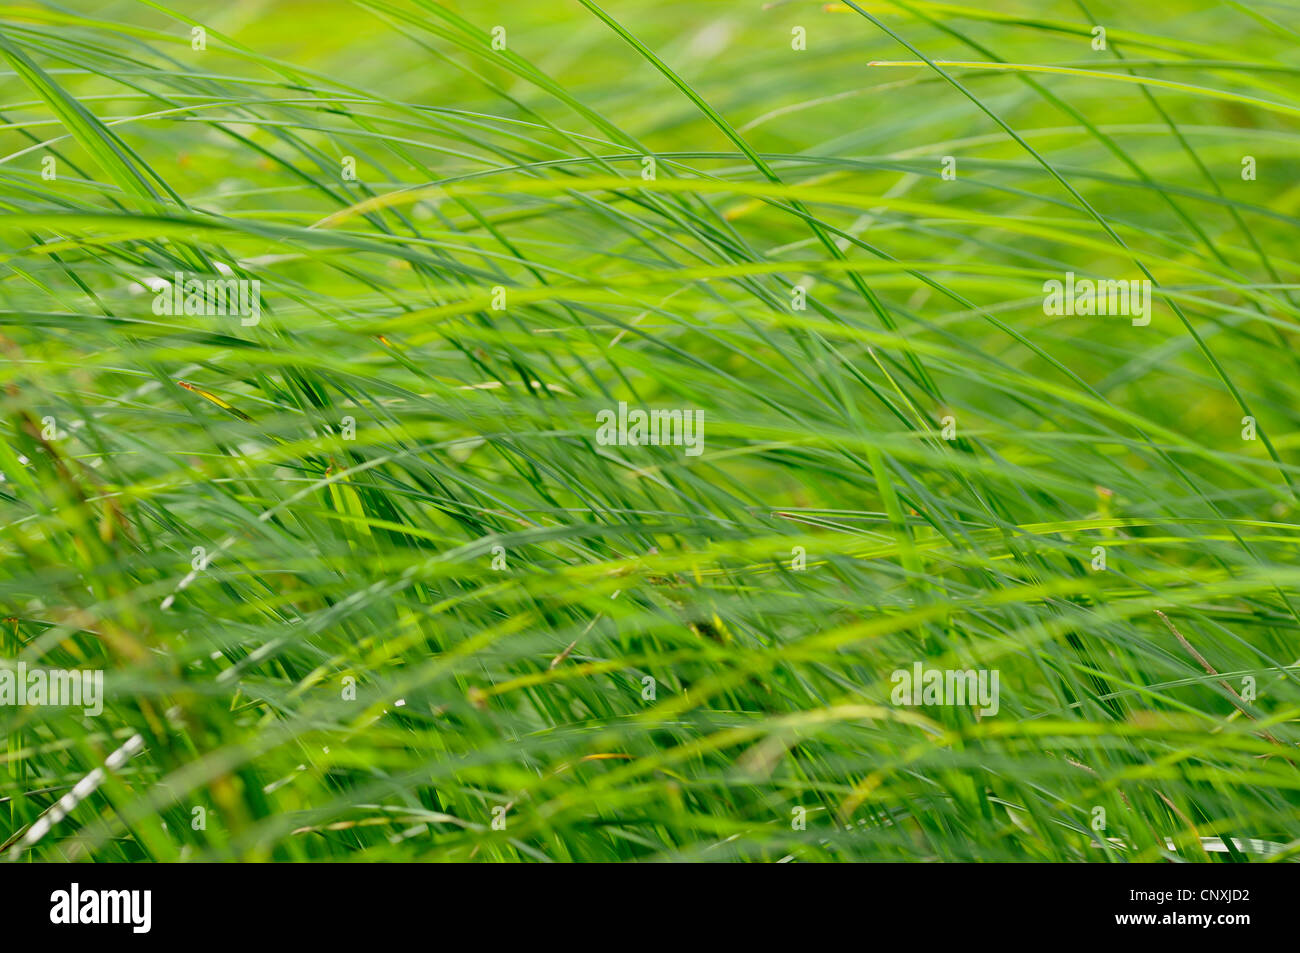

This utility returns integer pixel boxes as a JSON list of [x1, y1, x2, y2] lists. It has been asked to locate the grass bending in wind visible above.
[[0, 0, 1299, 861]]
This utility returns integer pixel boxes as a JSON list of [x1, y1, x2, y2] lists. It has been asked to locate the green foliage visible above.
[[1, 0, 1299, 861]]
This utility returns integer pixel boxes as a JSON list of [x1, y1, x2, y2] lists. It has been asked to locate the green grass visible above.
[[2, 0, 1300, 862]]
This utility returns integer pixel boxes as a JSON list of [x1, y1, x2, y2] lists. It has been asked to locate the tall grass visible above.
[[1, 0, 1299, 861]]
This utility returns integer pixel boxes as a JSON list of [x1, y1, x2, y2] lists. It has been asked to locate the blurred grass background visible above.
[[1, 0, 1299, 861]]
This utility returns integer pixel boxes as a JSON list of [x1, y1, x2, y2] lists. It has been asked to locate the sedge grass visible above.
[[0, 0, 1299, 862]]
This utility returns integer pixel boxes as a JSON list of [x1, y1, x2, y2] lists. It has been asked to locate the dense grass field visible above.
[[1, 0, 1299, 862]]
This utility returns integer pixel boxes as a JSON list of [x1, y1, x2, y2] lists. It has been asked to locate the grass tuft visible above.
[[1, 0, 1299, 862]]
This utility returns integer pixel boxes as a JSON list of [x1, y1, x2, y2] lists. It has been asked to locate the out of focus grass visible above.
[[1, 0, 1299, 861]]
